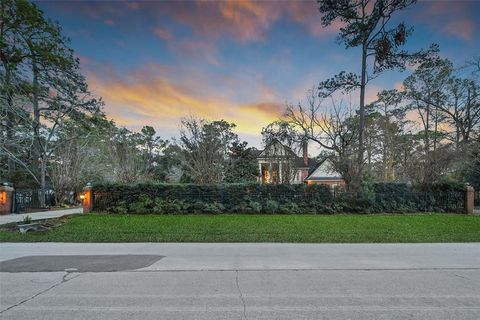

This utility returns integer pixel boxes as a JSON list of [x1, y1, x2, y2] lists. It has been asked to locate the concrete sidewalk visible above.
[[0, 207, 82, 225], [1, 243, 479, 271]]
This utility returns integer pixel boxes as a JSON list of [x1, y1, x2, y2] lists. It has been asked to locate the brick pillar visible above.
[[0, 185, 14, 215], [465, 186, 474, 215], [82, 184, 93, 214]]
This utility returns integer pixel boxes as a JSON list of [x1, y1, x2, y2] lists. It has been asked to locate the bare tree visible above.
[[106, 128, 151, 184], [371, 89, 405, 180], [285, 89, 358, 185], [49, 138, 90, 205], [438, 77, 479, 149], [403, 58, 451, 183]]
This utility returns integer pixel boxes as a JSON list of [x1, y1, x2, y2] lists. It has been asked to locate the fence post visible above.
[[82, 183, 93, 214], [0, 184, 14, 215], [465, 186, 474, 215]]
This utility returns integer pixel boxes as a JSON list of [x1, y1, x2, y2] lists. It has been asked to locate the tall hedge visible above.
[[91, 182, 466, 214]]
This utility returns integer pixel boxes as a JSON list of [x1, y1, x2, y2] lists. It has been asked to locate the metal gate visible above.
[[13, 189, 55, 213]]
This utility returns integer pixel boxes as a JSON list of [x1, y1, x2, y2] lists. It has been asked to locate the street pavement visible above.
[[1, 243, 479, 319], [0, 207, 82, 225]]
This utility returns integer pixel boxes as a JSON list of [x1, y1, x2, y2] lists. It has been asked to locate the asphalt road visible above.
[[1, 243, 479, 319]]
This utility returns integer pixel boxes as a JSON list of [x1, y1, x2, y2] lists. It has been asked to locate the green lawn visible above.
[[1, 213, 479, 243]]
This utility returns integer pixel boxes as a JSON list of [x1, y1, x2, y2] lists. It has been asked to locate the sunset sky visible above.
[[38, 0, 480, 147]]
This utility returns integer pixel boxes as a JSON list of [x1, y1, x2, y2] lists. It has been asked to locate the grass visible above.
[[1, 213, 479, 243]]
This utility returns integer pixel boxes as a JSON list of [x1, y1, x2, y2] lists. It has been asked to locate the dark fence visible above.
[[335, 190, 465, 213], [91, 183, 467, 214], [13, 189, 55, 213]]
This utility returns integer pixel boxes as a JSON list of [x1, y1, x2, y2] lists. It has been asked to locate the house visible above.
[[256, 139, 345, 187]]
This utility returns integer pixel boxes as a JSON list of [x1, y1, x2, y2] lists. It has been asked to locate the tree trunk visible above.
[[4, 65, 16, 174], [357, 44, 367, 184], [31, 55, 46, 206], [39, 157, 47, 207], [432, 105, 439, 182], [32, 55, 41, 184], [383, 106, 388, 181], [424, 103, 431, 184]]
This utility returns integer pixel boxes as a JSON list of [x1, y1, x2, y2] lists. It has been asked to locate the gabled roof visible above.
[[304, 158, 343, 181], [258, 138, 297, 158], [257, 138, 318, 171]]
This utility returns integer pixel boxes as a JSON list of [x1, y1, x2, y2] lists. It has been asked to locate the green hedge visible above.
[[91, 182, 466, 214], [336, 182, 466, 213], [92, 183, 333, 214]]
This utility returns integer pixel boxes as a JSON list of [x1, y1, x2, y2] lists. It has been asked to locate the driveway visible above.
[[1, 243, 479, 319], [0, 207, 82, 225]]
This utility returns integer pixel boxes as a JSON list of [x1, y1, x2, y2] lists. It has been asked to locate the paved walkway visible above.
[[0, 207, 82, 225]]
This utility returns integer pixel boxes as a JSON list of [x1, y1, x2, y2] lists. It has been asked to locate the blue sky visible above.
[[37, 0, 480, 147]]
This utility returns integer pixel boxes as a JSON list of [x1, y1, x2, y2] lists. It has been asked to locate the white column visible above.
[[279, 161, 283, 184], [268, 161, 272, 183], [258, 162, 263, 183]]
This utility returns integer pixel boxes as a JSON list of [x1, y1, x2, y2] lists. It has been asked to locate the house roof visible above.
[[251, 149, 263, 158], [304, 158, 343, 181], [294, 157, 318, 171], [257, 138, 318, 172]]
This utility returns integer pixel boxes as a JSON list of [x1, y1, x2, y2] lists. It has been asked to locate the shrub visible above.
[[203, 202, 225, 214], [231, 201, 262, 214], [153, 198, 183, 214], [113, 201, 128, 214], [279, 203, 300, 214], [129, 194, 153, 214], [265, 200, 279, 214], [248, 201, 262, 213]]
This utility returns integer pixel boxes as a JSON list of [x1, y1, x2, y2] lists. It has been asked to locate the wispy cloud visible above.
[[153, 27, 173, 41], [443, 20, 474, 41], [417, 0, 477, 42], [46, 0, 337, 42], [167, 39, 220, 66]]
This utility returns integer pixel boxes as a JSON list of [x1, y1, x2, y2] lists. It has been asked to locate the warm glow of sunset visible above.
[[37, 0, 480, 146]]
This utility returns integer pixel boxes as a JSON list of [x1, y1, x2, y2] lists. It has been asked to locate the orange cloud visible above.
[[365, 85, 382, 104], [85, 63, 283, 137], [49, 1, 337, 43], [165, 0, 336, 42], [428, 1, 468, 15], [394, 82, 404, 92], [239, 103, 284, 119], [282, 1, 342, 37], [170, 0, 276, 42], [420, 0, 476, 42], [443, 20, 474, 41]]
